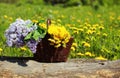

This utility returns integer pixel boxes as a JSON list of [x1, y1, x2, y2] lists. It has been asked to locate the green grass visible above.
[[0, 2, 120, 60]]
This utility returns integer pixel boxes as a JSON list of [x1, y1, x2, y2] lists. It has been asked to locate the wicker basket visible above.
[[33, 34, 73, 63]]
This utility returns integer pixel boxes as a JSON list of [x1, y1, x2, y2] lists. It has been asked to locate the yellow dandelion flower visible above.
[[84, 22, 91, 26], [48, 38, 56, 43], [64, 38, 69, 43], [85, 52, 95, 57], [99, 26, 104, 30], [20, 47, 27, 51], [78, 28, 84, 32], [73, 30, 79, 34], [39, 23, 47, 29], [95, 56, 107, 60], [32, 20, 38, 23], [71, 46, 75, 51], [0, 48, 3, 52], [85, 37, 90, 40], [77, 52, 84, 56], [103, 33, 108, 37], [9, 17, 13, 21], [85, 52, 92, 56], [72, 43, 77, 47], [96, 32, 101, 36], [53, 36, 60, 41], [86, 30, 93, 34], [86, 24, 91, 27], [55, 44, 61, 48], [4, 15, 8, 19], [83, 26, 88, 30], [57, 19, 61, 23], [93, 24, 99, 27], [91, 26, 96, 30], [71, 27, 78, 30], [66, 24, 71, 27], [83, 42, 90, 47], [81, 41, 86, 44], [55, 40, 61, 44]]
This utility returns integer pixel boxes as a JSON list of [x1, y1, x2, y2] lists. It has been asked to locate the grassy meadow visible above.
[[0, 0, 120, 60]]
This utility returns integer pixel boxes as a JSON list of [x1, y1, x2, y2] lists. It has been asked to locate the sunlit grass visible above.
[[0, 2, 120, 60]]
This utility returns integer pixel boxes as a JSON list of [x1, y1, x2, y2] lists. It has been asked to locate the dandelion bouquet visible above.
[[48, 24, 71, 48]]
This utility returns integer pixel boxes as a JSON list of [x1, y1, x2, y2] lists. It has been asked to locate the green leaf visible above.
[[38, 20, 45, 23], [37, 26, 47, 38], [24, 32, 32, 40], [26, 22, 33, 28], [32, 30, 41, 41], [39, 32, 46, 38]]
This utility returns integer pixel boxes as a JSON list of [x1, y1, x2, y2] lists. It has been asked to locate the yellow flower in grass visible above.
[[86, 30, 93, 34], [20, 47, 27, 51], [85, 37, 90, 40], [99, 26, 104, 30], [57, 19, 61, 23], [72, 43, 77, 47], [95, 56, 107, 60], [96, 32, 101, 36], [9, 17, 13, 21], [73, 30, 79, 34], [4, 15, 8, 19], [0, 48, 3, 52], [93, 24, 99, 27], [0, 48, 3, 55], [71, 46, 75, 51], [71, 27, 78, 30], [32, 19, 38, 23], [78, 28, 84, 32], [103, 33, 108, 37], [85, 52, 95, 57], [71, 43, 77, 51], [65, 24, 71, 27], [83, 42, 90, 48], [85, 52, 92, 56], [77, 52, 84, 56], [91, 26, 96, 30]]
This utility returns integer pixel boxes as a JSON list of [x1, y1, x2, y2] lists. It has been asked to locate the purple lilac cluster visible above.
[[5, 19, 39, 53]]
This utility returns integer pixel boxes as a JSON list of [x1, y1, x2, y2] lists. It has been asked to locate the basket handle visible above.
[[46, 19, 51, 29]]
